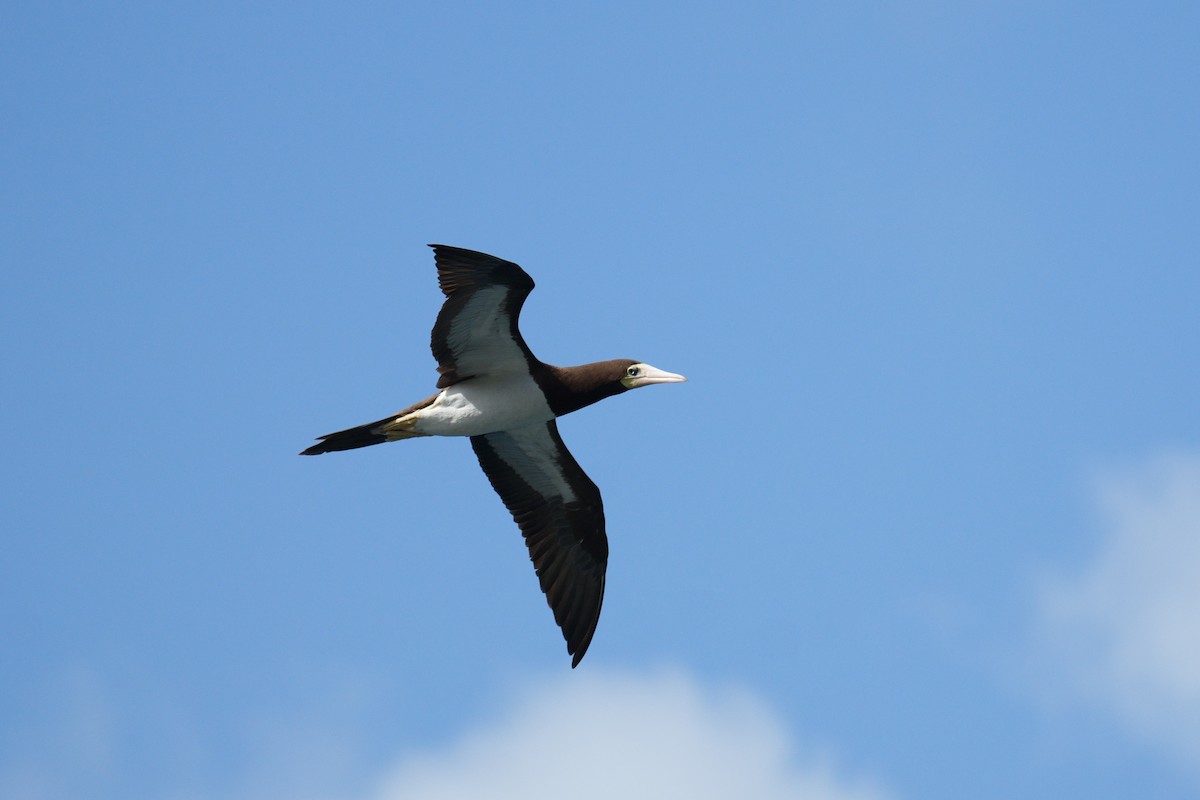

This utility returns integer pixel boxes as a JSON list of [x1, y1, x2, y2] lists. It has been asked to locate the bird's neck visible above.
[[536, 363, 625, 417]]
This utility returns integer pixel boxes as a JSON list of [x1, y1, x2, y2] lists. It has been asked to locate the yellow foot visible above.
[[379, 416, 428, 441]]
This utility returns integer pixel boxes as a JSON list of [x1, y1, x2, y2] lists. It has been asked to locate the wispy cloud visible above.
[[1038, 453, 1200, 764], [0, 665, 117, 800], [2, 666, 890, 800], [370, 668, 891, 800]]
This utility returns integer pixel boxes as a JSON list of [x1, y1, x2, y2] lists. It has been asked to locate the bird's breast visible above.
[[412, 373, 555, 437]]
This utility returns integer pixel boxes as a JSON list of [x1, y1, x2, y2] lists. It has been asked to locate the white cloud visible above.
[[1, 666, 891, 800], [1039, 453, 1200, 763], [370, 668, 891, 800]]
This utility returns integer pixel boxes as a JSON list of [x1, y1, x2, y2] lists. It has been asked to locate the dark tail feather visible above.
[[299, 415, 397, 455], [301, 394, 437, 456]]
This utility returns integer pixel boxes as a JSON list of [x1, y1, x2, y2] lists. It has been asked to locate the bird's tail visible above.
[[299, 395, 437, 456], [299, 415, 395, 455]]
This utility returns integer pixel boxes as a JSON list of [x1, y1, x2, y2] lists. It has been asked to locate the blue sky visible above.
[[3, 2, 1199, 798]]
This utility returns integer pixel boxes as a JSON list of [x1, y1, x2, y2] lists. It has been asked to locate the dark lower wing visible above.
[[470, 421, 608, 666]]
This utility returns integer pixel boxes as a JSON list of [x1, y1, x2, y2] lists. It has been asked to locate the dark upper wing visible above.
[[428, 244, 538, 389], [470, 421, 608, 667]]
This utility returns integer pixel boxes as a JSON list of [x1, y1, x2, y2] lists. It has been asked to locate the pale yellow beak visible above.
[[624, 363, 687, 389]]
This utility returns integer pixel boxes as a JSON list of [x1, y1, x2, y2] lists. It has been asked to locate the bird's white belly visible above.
[[412, 374, 555, 437]]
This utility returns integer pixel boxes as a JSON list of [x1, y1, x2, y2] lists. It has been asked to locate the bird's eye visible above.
[[628, 367, 640, 377]]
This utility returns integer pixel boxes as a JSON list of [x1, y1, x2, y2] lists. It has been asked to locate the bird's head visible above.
[[618, 361, 688, 390], [550, 359, 687, 415]]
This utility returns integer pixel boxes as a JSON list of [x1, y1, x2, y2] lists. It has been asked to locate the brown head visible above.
[[540, 359, 687, 416]]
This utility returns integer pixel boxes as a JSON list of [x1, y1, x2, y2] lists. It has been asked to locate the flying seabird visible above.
[[300, 245, 686, 666]]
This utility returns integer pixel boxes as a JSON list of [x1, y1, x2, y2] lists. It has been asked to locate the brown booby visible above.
[[300, 245, 686, 666]]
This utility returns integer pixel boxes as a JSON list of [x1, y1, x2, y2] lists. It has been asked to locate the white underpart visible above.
[[446, 286, 532, 377], [490, 422, 578, 502], [412, 373, 555, 437]]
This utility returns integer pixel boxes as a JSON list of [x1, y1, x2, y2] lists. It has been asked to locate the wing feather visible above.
[[470, 421, 607, 666], [428, 245, 538, 388]]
